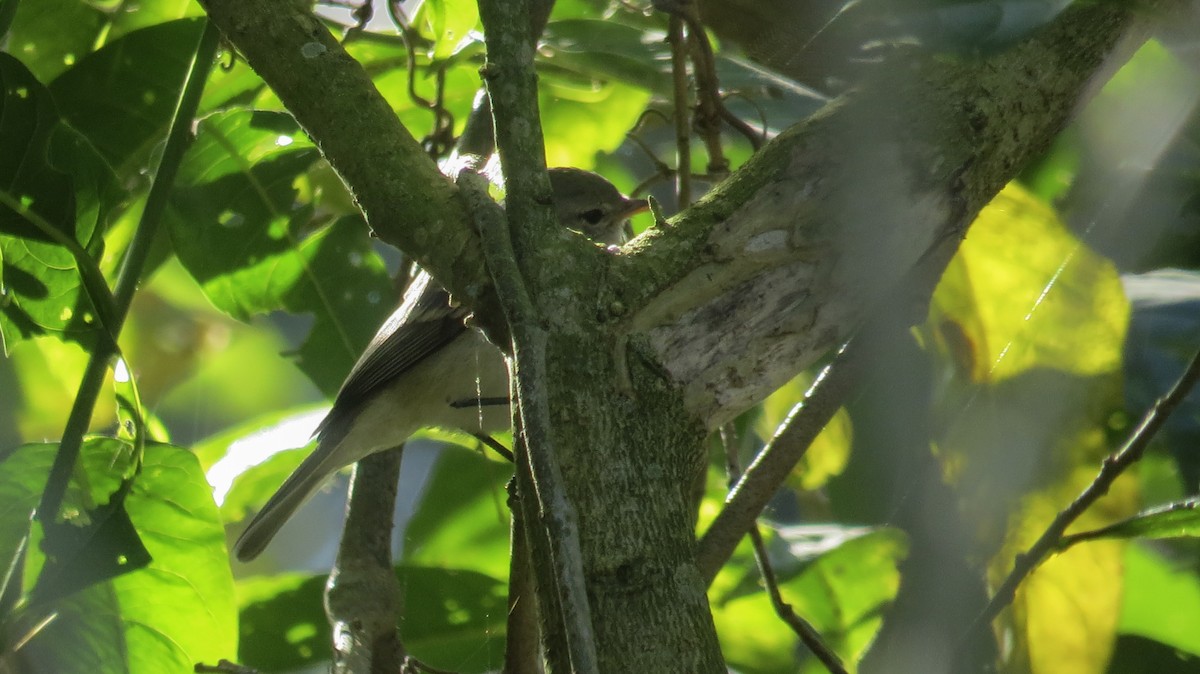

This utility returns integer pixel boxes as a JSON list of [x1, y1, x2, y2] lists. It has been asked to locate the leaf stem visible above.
[[36, 20, 220, 528]]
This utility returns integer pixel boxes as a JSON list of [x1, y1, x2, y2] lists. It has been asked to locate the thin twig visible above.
[[667, 15, 692, 207], [719, 427, 849, 674], [959, 347, 1200, 649], [472, 432, 516, 463], [458, 168, 599, 674], [719, 92, 767, 150], [697, 342, 866, 584], [504, 480, 541, 674], [37, 20, 220, 531], [682, 12, 729, 174]]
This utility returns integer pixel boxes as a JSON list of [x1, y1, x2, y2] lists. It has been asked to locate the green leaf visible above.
[[414, 0, 480, 60], [403, 445, 512, 580], [6, 442, 237, 672], [539, 77, 651, 169], [103, 0, 202, 41], [1119, 543, 1200, 658], [540, 19, 668, 91], [237, 566, 506, 673], [0, 443, 46, 601], [220, 444, 312, 525], [0, 54, 86, 244], [48, 18, 206, 176], [930, 183, 1128, 382], [5, 0, 107, 82], [1059, 498, 1200, 549], [539, 19, 825, 139], [167, 109, 393, 394], [30, 437, 140, 605], [236, 572, 328, 671], [0, 54, 119, 351], [399, 566, 506, 672], [711, 528, 907, 674]]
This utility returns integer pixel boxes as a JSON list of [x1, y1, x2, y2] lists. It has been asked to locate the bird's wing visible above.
[[315, 271, 467, 438]]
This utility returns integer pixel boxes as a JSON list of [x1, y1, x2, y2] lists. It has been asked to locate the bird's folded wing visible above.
[[315, 271, 468, 438]]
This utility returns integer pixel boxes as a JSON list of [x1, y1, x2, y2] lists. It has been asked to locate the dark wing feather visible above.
[[315, 271, 466, 438]]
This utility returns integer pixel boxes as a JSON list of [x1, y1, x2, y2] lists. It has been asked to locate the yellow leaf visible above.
[[931, 183, 1127, 383]]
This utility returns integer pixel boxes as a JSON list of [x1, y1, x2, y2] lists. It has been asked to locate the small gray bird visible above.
[[234, 168, 648, 561]]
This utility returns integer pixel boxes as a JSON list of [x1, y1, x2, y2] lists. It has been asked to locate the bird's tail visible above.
[[233, 440, 353, 562]]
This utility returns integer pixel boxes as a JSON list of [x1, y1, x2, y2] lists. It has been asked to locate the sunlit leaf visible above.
[[540, 78, 651, 169], [403, 445, 512, 580], [9, 443, 236, 673], [1059, 498, 1200, 549], [992, 462, 1136, 674], [0, 443, 45, 602], [103, 0, 202, 41], [1119, 543, 1200, 658], [414, 0, 481, 60], [5, 336, 102, 438], [0, 54, 115, 351], [930, 183, 1128, 383], [167, 109, 393, 394], [712, 528, 907, 674], [5, 0, 107, 82], [49, 18, 206, 176]]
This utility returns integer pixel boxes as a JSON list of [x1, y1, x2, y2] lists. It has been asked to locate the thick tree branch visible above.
[[326, 451, 405, 674], [197, 0, 494, 316], [610, 0, 1175, 430]]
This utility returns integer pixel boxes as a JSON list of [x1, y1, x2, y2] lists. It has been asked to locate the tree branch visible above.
[[197, 0, 495, 317], [959, 346, 1200, 654], [610, 0, 1174, 429], [326, 451, 405, 674], [458, 168, 598, 674]]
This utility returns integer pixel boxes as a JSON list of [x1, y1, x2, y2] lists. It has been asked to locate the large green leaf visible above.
[[539, 18, 825, 142], [711, 528, 907, 674], [0, 54, 113, 351], [4, 442, 236, 673], [167, 109, 393, 394], [4, 0, 107, 82], [927, 184, 1134, 674], [413, 0, 481, 60], [103, 0, 202, 42], [402, 445, 512, 580], [48, 18, 206, 177], [930, 183, 1128, 383], [1119, 543, 1200, 658]]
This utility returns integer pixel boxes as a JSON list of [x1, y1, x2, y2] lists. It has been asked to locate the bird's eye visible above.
[[580, 208, 605, 225]]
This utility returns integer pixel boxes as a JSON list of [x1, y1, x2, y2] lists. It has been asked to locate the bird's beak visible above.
[[616, 197, 650, 220]]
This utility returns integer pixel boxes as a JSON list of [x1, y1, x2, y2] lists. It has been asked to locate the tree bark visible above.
[[197, 0, 1178, 670]]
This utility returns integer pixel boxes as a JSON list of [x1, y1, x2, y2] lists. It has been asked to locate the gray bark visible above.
[[196, 0, 1177, 670]]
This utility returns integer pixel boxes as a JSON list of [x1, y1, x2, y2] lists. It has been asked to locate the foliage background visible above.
[[1, 0, 1199, 672]]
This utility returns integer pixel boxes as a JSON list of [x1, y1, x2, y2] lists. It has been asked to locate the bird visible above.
[[234, 168, 649, 561]]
